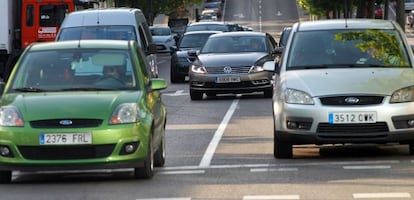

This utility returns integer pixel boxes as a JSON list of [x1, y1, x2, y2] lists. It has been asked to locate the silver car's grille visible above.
[[319, 96, 384, 106], [206, 66, 252, 74], [317, 122, 389, 134]]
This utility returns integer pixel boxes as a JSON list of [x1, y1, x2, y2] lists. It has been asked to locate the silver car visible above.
[[265, 19, 414, 158]]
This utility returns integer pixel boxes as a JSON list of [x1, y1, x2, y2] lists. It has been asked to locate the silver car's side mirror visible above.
[[263, 61, 276, 71]]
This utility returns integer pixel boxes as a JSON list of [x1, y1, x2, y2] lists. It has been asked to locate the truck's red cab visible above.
[[20, 0, 75, 48]]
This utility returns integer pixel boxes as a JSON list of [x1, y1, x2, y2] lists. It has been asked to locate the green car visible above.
[[0, 40, 168, 183]]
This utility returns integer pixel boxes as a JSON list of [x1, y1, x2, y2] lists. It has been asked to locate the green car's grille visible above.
[[18, 144, 115, 160], [30, 119, 103, 128]]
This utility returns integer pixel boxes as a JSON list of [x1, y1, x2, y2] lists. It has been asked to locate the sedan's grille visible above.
[[317, 122, 389, 133], [30, 119, 103, 128], [320, 96, 384, 106], [18, 144, 115, 160], [207, 66, 251, 74]]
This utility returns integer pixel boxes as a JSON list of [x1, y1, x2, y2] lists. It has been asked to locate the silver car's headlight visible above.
[[390, 86, 414, 103], [285, 88, 314, 105], [191, 64, 207, 74], [109, 103, 140, 124], [0, 106, 24, 127], [250, 65, 264, 73]]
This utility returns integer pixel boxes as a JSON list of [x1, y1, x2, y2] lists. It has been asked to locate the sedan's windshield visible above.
[[287, 29, 411, 69], [9, 49, 139, 92], [201, 36, 267, 53], [179, 33, 215, 48]]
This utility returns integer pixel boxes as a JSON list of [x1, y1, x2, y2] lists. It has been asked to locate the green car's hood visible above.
[[0, 91, 143, 120]]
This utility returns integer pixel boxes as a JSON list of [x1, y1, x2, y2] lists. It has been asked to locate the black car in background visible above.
[[170, 31, 222, 83]]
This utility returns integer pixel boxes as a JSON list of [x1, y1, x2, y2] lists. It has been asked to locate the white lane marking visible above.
[[137, 198, 191, 200], [250, 168, 298, 172], [343, 165, 391, 170], [161, 160, 399, 171], [166, 124, 218, 130], [199, 99, 239, 167], [163, 90, 188, 96], [243, 195, 300, 200], [258, 0, 262, 32], [157, 170, 205, 175], [353, 193, 411, 199]]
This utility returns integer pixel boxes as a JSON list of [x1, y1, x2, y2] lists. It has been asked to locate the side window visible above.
[[138, 26, 149, 51], [267, 34, 277, 49], [135, 45, 150, 84], [26, 5, 34, 27]]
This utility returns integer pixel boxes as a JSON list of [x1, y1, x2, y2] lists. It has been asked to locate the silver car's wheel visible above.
[[274, 133, 293, 159], [190, 89, 203, 100], [0, 171, 12, 184], [409, 143, 414, 155]]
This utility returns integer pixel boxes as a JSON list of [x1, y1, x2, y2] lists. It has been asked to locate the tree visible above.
[[114, 0, 202, 25]]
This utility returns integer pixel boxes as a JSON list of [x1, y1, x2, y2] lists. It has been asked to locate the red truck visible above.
[[0, 0, 75, 81]]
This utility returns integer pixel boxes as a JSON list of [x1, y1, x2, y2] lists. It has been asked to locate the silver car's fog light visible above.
[[120, 142, 139, 155], [0, 146, 13, 158], [286, 118, 312, 130]]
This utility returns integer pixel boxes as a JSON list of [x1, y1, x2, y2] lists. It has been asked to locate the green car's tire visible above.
[[154, 125, 166, 167], [134, 135, 154, 179]]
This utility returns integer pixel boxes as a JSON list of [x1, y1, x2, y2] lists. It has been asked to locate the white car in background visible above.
[[150, 26, 177, 54]]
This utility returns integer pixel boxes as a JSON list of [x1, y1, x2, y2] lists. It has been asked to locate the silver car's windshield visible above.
[[201, 36, 267, 53], [57, 26, 136, 41], [10, 49, 139, 92], [286, 29, 411, 69]]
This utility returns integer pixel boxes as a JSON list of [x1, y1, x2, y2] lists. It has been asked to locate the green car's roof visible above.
[[28, 40, 133, 51]]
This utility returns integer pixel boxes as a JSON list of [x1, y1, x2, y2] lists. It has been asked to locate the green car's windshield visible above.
[[9, 49, 139, 92], [286, 29, 411, 70]]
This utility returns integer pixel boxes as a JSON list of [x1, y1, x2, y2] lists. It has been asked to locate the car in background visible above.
[[202, 2, 222, 18], [170, 31, 221, 83], [150, 26, 177, 54], [199, 10, 218, 21], [278, 26, 292, 47], [264, 19, 414, 159], [185, 22, 230, 32], [0, 40, 168, 183], [188, 31, 277, 100]]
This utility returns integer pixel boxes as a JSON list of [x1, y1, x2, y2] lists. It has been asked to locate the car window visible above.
[[186, 24, 229, 32], [179, 33, 214, 48], [57, 26, 136, 41], [150, 27, 171, 36], [287, 29, 411, 69], [202, 36, 266, 53], [10, 49, 139, 91]]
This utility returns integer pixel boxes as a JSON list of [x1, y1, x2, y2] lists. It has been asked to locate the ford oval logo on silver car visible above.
[[59, 120, 73, 125], [344, 97, 360, 104]]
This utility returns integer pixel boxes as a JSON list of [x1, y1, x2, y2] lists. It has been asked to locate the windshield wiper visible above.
[[13, 87, 46, 92]]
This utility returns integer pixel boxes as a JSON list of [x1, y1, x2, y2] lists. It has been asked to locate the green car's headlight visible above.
[[285, 88, 314, 105], [110, 103, 140, 124], [390, 86, 414, 103], [0, 106, 24, 127]]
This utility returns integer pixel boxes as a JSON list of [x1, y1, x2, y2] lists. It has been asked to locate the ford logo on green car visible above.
[[0, 40, 168, 183]]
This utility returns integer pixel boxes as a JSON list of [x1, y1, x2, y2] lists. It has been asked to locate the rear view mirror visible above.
[[92, 54, 126, 66]]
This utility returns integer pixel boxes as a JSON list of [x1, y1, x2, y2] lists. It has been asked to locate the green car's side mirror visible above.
[[150, 78, 167, 91]]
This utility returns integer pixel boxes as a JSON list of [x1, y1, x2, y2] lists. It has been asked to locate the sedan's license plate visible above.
[[216, 76, 240, 83], [40, 133, 92, 145], [329, 112, 377, 124]]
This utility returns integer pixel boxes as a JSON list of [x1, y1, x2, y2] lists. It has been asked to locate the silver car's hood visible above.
[[282, 68, 414, 96], [198, 52, 268, 67]]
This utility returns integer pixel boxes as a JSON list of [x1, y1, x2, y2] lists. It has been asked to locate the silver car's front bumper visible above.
[[273, 96, 414, 145]]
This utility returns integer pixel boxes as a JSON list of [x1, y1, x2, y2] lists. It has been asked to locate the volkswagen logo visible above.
[[223, 66, 232, 74], [344, 97, 360, 104], [59, 120, 73, 126]]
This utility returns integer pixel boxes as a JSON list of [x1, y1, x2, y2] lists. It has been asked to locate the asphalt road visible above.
[[3, 1, 414, 200]]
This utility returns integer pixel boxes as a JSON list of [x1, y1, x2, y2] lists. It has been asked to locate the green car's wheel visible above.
[[134, 135, 154, 179], [154, 124, 166, 167], [0, 171, 12, 184]]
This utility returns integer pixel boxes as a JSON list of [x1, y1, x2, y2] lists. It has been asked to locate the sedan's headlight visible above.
[[109, 103, 140, 124], [390, 86, 414, 103], [285, 88, 314, 105], [0, 106, 24, 127], [250, 65, 264, 73], [191, 64, 207, 74]]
